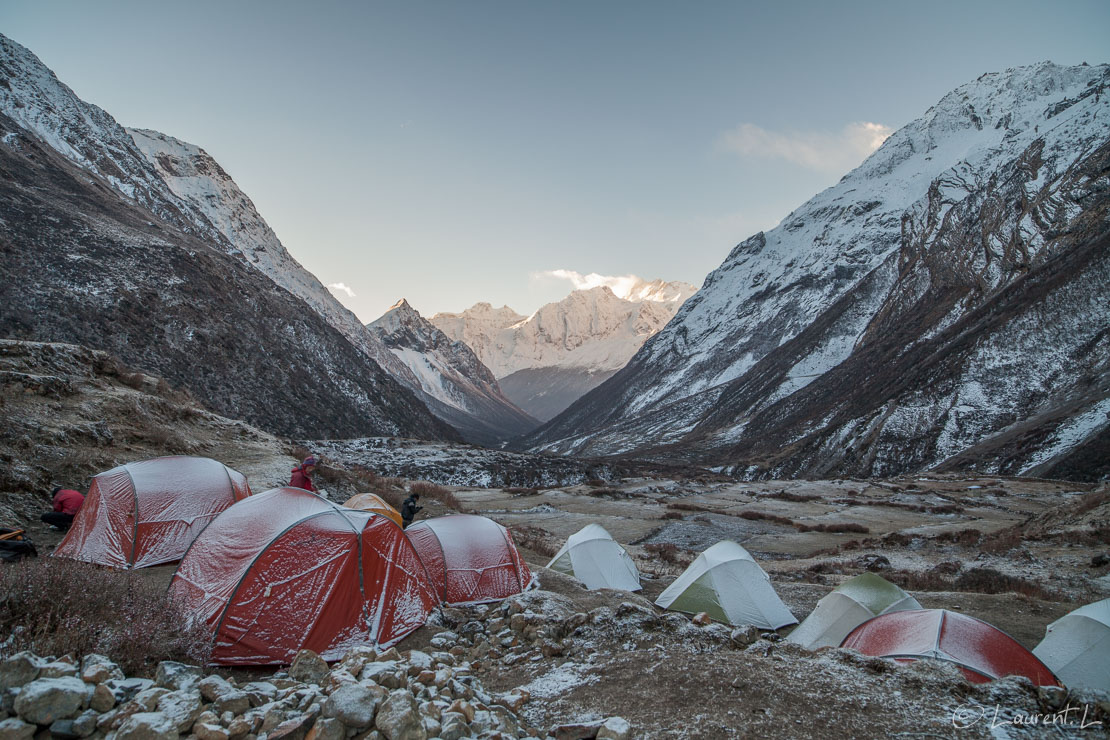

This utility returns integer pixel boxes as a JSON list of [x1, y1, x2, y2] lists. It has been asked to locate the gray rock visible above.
[[196, 675, 234, 703], [38, 661, 79, 680], [406, 652, 433, 672], [114, 711, 179, 740], [306, 717, 344, 740], [71, 709, 100, 738], [13, 677, 87, 726], [0, 654, 45, 692], [0, 717, 36, 740], [212, 691, 250, 716], [322, 684, 385, 730], [156, 689, 202, 732], [106, 678, 155, 704], [80, 655, 124, 685], [358, 662, 397, 684], [89, 684, 117, 713], [729, 625, 761, 647], [48, 718, 80, 739], [288, 651, 328, 686], [154, 662, 203, 692], [374, 690, 426, 740], [438, 715, 468, 740], [131, 687, 172, 712], [193, 721, 229, 740], [596, 716, 631, 740]]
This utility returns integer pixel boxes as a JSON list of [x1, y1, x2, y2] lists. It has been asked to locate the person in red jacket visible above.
[[41, 487, 84, 530], [290, 456, 318, 492]]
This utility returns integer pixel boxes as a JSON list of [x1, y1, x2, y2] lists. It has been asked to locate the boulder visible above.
[[13, 677, 87, 726], [154, 662, 203, 692], [267, 709, 318, 740], [80, 655, 124, 685], [551, 720, 603, 739], [0, 654, 45, 692], [0, 717, 36, 740], [374, 690, 426, 740], [288, 651, 329, 686], [196, 675, 233, 703], [729, 625, 761, 648], [114, 711, 179, 740], [305, 717, 345, 740], [212, 691, 251, 716], [70, 709, 100, 738], [438, 715, 468, 740], [322, 684, 385, 729], [38, 661, 79, 680], [156, 689, 202, 732], [596, 716, 631, 740], [193, 721, 229, 740], [691, 612, 712, 626]]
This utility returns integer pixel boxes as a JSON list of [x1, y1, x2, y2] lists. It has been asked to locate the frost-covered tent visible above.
[[344, 492, 403, 528], [655, 541, 796, 629], [786, 572, 921, 650], [405, 514, 533, 605], [53, 456, 250, 569], [842, 609, 1060, 685], [547, 524, 641, 592], [1032, 598, 1110, 693], [169, 487, 437, 665]]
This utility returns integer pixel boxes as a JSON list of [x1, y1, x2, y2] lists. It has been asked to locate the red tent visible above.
[[841, 609, 1060, 685], [53, 456, 250, 569], [405, 514, 533, 605], [169, 487, 438, 665]]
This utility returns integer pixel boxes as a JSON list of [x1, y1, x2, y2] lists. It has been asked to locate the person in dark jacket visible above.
[[290, 456, 318, 492], [41, 487, 84, 530], [401, 492, 422, 528]]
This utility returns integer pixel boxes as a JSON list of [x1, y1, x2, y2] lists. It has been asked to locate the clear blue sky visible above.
[[4, 1, 1108, 320]]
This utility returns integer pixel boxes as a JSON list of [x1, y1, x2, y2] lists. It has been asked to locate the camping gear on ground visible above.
[[343, 492, 404, 528], [786, 572, 922, 650], [0, 528, 36, 562], [841, 609, 1060, 685], [169, 487, 437, 665], [654, 540, 796, 630], [405, 514, 533, 605], [1032, 598, 1110, 694], [547, 523, 641, 591], [53, 456, 250, 569]]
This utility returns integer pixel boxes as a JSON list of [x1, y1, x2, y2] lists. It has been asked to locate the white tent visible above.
[[1033, 598, 1110, 693], [786, 572, 921, 650], [547, 524, 641, 592], [655, 540, 796, 630]]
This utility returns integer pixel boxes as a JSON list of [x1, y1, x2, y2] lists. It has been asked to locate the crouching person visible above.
[[41, 486, 84, 530]]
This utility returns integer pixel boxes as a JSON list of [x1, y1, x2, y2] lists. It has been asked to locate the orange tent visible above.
[[53, 456, 250, 569], [841, 609, 1060, 685], [343, 492, 403, 528], [406, 514, 533, 605], [169, 487, 438, 665]]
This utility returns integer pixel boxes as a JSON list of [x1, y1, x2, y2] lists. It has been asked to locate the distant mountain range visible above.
[[430, 278, 696, 420], [522, 62, 1110, 481]]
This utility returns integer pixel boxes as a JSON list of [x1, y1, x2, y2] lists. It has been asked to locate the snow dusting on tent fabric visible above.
[[786, 572, 921, 650], [405, 514, 533, 605], [53, 456, 250, 569], [841, 609, 1060, 685], [1032, 598, 1110, 693], [344, 492, 404, 528], [547, 523, 641, 592], [655, 540, 795, 630], [169, 487, 437, 665]]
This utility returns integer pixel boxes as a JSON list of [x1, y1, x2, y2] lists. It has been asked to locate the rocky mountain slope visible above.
[[367, 299, 538, 445], [0, 34, 457, 442], [431, 279, 695, 421], [524, 62, 1110, 481]]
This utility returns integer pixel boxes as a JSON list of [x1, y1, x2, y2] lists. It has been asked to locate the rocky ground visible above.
[[3, 340, 1109, 738]]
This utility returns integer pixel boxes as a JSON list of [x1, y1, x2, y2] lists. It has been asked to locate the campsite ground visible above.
[[4, 340, 1109, 737]]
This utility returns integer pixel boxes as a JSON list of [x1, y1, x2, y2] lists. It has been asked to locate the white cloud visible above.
[[720, 121, 893, 174], [327, 282, 357, 298], [533, 269, 643, 300]]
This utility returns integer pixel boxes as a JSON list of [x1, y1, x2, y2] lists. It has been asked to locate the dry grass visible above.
[[888, 566, 1058, 600], [0, 558, 212, 675], [507, 525, 558, 558], [409, 480, 463, 511]]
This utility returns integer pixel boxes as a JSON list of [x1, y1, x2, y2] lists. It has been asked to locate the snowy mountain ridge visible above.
[[430, 279, 695, 421], [368, 299, 537, 444], [523, 61, 1110, 480]]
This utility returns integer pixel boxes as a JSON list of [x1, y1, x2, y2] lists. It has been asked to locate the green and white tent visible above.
[[786, 572, 921, 650], [1033, 598, 1110, 693], [654, 540, 796, 630], [547, 524, 641, 592]]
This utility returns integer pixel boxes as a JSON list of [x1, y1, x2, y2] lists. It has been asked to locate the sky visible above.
[[4, 1, 1109, 321]]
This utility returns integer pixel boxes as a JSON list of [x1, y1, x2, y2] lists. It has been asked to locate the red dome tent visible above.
[[405, 514, 533, 605], [53, 456, 250, 569], [841, 609, 1060, 685], [169, 487, 438, 665]]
